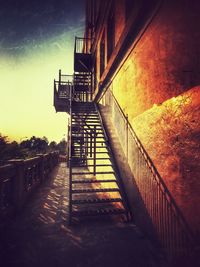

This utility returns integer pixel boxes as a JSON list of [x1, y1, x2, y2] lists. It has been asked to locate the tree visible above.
[[0, 134, 67, 165], [20, 136, 49, 154], [0, 134, 9, 163], [7, 141, 23, 159], [0, 135, 24, 163], [57, 139, 67, 155], [49, 141, 57, 151]]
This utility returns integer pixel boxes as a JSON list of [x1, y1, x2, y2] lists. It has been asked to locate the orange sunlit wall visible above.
[[89, 0, 200, 231], [114, 0, 125, 45], [111, 0, 200, 230], [113, 0, 200, 120]]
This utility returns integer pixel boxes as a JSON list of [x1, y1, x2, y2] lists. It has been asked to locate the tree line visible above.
[[0, 134, 67, 165]]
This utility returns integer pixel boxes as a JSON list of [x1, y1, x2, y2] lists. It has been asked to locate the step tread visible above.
[[72, 112, 98, 114], [85, 164, 113, 167], [72, 188, 119, 194], [72, 119, 100, 122], [72, 115, 99, 117], [86, 158, 110, 160], [73, 146, 108, 148], [87, 153, 109, 155], [72, 171, 114, 175], [72, 179, 116, 184], [72, 208, 126, 217], [72, 198, 122, 204], [71, 130, 104, 133]]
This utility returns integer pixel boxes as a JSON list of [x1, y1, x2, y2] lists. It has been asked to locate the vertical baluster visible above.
[[173, 212, 179, 258], [93, 126, 96, 176], [85, 133, 88, 157], [150, 170, 154, 219], [155, 179, 160, 235], [167, 202, 171, 256], [160, 190, 165, 249], [90, 132, 92, 157]]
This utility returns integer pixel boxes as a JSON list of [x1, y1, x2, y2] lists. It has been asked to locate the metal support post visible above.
[[93, 126, 96, 176]]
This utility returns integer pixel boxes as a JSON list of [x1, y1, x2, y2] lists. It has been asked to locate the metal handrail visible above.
[[110, 90, 194, 236], [95, 103, 109, 143], [99, 88, 195, 258]]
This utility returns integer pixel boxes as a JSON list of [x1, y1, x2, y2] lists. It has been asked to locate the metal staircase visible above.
[[54, 36, 130, 223], [69, 102, 130, 223]]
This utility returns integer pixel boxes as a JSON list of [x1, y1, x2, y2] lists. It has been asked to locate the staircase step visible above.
[[72, 121, 101, 125], [72, 188, 119, 194], [71, 132, 104, 136], [87, 157, 110, 160], [86, 164, 113, 167], [72, 115, 99, 118], [72, 171, 114, 175], [72, 208, 126, 217], [73, 146, 108, 149], [72, 111, 98, 114], [71, 124, 102, 129], [80, 124, 101, 127], [72, 119, 100, 122], [72, 198, 122, 205], [72, 179, 116, 184], [71, 129, 103, 132], [71, 133, 103, 136], [96, 151, 109, 154], [93, 141, 106, 143]]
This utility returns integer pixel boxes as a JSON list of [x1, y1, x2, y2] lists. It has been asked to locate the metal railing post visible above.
[[93, 126, 96, 176], [126, 114, 128, 160], [59, 69, 61, 85], [68, 83, 73, 224]]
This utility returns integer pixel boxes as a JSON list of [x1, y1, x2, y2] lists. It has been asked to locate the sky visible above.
[[0, 0, 85, 143]]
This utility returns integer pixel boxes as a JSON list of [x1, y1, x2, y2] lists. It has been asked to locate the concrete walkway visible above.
[[0, 163, 165, 267]]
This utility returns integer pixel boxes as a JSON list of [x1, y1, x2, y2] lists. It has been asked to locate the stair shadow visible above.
[[0, 163, 165, 267]]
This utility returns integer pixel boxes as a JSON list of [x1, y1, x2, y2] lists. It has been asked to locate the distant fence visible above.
[[0, 152, 59, 222]]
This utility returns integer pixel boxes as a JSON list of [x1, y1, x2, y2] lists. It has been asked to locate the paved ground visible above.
[[0, 163, 166, 267]]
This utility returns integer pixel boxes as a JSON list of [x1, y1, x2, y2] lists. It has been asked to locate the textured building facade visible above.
[[85, 0, 200, 232]]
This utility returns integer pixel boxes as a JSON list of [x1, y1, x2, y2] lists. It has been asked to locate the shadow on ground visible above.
[[0, 163, 165, 267]]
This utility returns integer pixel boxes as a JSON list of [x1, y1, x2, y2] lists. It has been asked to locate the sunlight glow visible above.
[[0, 33, 79, 142]]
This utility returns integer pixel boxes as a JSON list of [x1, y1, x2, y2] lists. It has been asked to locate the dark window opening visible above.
[[93, 52, 97, 92], [125, 0, 134, 20], [100, 31, 105, 77], [107, 2, 115, 62]]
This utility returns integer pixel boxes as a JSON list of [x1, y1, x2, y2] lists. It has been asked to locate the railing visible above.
[[54, 80, 71, 99], [0, 152, 59, 223], [54, 71, 74, 112], [100, 88, 195, 259], [55, 70, 91, 104], [59, 70, 73, 84], [74, 37, 92, 54]]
